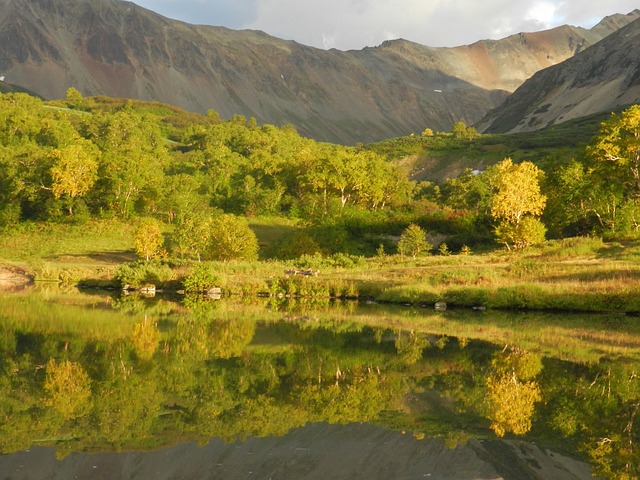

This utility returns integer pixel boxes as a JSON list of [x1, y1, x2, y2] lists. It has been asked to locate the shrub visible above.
[[113, 260, 174, 288], [182, 262, 222, 293]]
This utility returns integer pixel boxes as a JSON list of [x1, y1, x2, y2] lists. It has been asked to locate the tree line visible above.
[[1, 89, 639, 259]]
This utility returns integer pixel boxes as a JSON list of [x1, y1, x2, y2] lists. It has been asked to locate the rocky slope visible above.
[[0, 0, 637, 143], [479, 16, 640, 133]]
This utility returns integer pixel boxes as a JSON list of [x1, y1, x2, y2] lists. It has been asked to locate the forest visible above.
[[1, 89, 639, 260]]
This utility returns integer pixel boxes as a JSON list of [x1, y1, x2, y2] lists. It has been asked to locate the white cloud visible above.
[[525, 1, 559, 27], [131, 0, 640, 50]]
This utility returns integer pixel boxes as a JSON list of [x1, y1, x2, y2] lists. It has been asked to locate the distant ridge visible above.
[[0, 0, 638, 143], [479, 14, 640, 134]]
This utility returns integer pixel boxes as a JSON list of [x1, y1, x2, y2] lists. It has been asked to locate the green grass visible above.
[[0, 219, 136, 281], [4, 219, 640, 314]]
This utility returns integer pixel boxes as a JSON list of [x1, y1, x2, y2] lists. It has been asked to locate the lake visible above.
[[0, 285, 638, 479]]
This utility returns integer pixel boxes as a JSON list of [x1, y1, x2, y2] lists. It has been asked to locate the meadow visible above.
[[3, 218, 640, 315]]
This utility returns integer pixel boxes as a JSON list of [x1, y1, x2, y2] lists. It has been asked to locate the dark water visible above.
[[1, 288, 639, 479]]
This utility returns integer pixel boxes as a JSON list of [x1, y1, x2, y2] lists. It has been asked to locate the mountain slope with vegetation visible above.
[[0, 0, 637, 143]]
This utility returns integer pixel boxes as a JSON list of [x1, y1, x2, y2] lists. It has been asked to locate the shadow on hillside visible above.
[[47, 250, 137, 264]]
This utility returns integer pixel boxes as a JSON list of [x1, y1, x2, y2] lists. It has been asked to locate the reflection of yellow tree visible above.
[[486, 347, 542, 437], [44, 359, 92, 419], [132, 315, 159, 360]]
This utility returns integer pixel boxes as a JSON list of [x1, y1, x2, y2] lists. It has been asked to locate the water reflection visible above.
[[1, 289, 639, 479]]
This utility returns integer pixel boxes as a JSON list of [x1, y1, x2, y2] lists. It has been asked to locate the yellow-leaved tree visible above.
[[490, 158, 547, 250]]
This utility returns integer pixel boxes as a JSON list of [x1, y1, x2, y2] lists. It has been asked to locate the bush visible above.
[[182, 262, 222, 293], [113, 260, 174, 288]]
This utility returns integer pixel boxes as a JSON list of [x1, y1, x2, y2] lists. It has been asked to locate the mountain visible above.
[[0, 0, 638, 144], [479, 16, 640, 134]]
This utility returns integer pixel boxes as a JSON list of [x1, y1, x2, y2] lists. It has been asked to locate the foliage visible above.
[[494, 216, 547, 250], [113, 260, 175, 288], [207, 214, 259, 261], [398, 223, 432, 258], [490, 158, 547, 250], [182, 262, 222, 293], [134, 217, 165, 261], [490, 158, 546, 225]]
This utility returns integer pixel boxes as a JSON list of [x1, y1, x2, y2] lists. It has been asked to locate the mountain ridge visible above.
[[479, 15, 640, 134], [0, 0, 638, 144]]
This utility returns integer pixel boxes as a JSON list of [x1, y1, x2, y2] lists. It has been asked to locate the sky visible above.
[[130, 0, 640, 50]]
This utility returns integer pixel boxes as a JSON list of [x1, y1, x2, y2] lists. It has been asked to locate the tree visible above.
[[490, 158, 546, 249], [398, 224, 431, 258], [587, 105, 640, 198], [90, 108, 168, 217], [465, 126, 479, 141], [494, 216, 547, 250], [50, 140, 99, 216], [451, 121, 467, 139], [65, 87, 87, 110], [207, 214, 259, 261], [134, 217, 165, 261]]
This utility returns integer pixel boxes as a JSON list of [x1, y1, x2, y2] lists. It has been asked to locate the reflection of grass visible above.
[[0, 290, 137, 339]]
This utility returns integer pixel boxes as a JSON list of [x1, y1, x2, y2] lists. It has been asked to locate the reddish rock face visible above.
[[0, 0, 637, 144]]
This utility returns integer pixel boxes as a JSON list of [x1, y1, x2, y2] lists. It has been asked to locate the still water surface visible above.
[[1, 287, 639, 479]]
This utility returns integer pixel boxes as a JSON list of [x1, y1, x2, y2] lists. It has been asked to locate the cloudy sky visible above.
[[130, 0, 639, 50]]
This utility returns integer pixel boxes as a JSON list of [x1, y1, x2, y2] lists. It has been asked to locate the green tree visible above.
[[397, 224, 431, 258], [171, 209, 216, 261], [587, 105, 640, 198], [65, 87, 87, 110], [207, 214, 259, 261], [90, 108, 168, 217]]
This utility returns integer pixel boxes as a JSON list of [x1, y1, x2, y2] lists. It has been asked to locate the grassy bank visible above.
[[2, 220, 640, 314]]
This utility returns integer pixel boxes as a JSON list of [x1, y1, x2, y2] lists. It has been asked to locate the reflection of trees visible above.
[[485, 347, 542, 437], [44, 359, 92, 420], [173, 316, 256, 360], [574, 363, 640, 480], [394, 330, 428, 365], [131, 316, 159, 360], [3, 300, 640, 480], [94, 373, 162, 446]]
